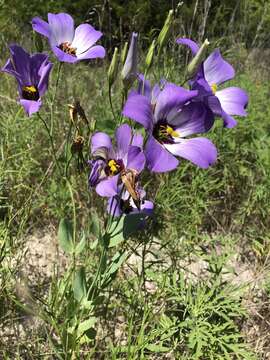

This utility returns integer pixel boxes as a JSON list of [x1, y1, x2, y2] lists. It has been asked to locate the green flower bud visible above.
[[157, 10, 174, 54], [108, 47, 119, 87], [187, 39, 210, 79], [145, 39, 156, 71], [121, 41, 129, 65]]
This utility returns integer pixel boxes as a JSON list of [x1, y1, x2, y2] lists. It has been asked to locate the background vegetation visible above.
[[0, 0, 270, 359]]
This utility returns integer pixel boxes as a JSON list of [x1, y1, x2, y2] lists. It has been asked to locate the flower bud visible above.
[[108, 47, 119, 87], [186, 39, 210, 79], [121, 32, 138, 88], [121, 41, 128, 65], [145, 39, 156, 71], [157, 10, 174, 54]]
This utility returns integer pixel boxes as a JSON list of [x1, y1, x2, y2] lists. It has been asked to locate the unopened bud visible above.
[[157, 10, 174, 54], [121, 32, 138, 88], [121, 41, 128, 65], [145, 39, 156, 71], [187, 39, 210, 78], [108, 47, 119, 87]]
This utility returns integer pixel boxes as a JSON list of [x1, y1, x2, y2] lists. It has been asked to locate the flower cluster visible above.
[[1, 11, 249, 224]]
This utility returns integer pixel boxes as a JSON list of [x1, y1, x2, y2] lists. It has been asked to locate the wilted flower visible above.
[[32, 13, 105, 63], [1, 45, 52, 116], [107, 185, 154, 217], [121, 32, 138, 88], [123, 76, 217, 172], [89, 124, 145, 197], [177, 38, 249, 128]]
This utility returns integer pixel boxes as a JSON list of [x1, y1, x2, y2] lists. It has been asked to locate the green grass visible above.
[[0, 48, 269, 359]]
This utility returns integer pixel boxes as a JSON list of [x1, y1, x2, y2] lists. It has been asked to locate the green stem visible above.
[[37, 113, 62, 175], [50, 62, 63, 136], [108, 84, 117, 122]]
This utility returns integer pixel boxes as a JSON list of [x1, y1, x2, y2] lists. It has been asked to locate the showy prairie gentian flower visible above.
[[123, 77, 217, 172], [2, 45, 52, 116], [32, 13, 105, 63], [107, 185, 154, 217], [89, 124, 145, 197], [177, 38, 249, 128]]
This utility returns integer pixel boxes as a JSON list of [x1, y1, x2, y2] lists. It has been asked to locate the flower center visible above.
[[59, 42, 77, 56], [211, 83, 218, 94], [153, 120, 179, 144], [106, 159, 124, 176], [22, 85, 39, 101]]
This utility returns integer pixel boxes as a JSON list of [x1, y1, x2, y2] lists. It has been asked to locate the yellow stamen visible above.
[[23, 85, 37, 94], [108, 159, 119, 175], [211, 83, 218, 94], [166, 126, 179, 138]]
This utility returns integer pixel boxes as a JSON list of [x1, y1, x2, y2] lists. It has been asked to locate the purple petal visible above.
[[137, 74, 152, 98], [176, 38, 199, 55], [165, 137, 217, 168], [107, 196, 122, 217], [170, 102, 214, 136], [1, 58, 21, 80], [216, 87, 248, 116], [5, 45, 31, 85], [145, 136, 179, 173], [115, 124, 132, 157], [32, 17, 50, 38], [48, 13, 74, 46], [96, 175, 119, 197], [20, 99, 42, 116], [204, 49, 235, 86], [91, 132, 112, 153], [76, 45, 105, 60], [72, 24, 102, 54], [221, 111, 238, 128], [122, 94, 153, 131], [126, 146, 145, 173], [37, 61, 53, 97], [131, 133, 144, 148], [51, 45, 78, 63], [154, 83, 198, 121], [206, 95, 223, 117]]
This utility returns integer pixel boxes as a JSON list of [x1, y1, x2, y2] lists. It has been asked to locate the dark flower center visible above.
[[120, 199, 133, 214], [59, 42, 77, 56], [22, 85, 39, 101], [152, 120, 179, 144], [105, 159, 124, 176]]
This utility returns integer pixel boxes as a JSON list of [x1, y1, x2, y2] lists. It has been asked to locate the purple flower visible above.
[[123, 77, 217, 173], [177, 38, 249, 128], [89, 124, 145, 197], [107, 185, 154, 217], [1, 45, 53, 116], [32, 13, 105, 63], [121, 32, 138, 87]]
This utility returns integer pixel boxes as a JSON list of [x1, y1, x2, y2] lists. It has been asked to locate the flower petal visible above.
[[72, 24, 102, 54], [20, 99, 42, 116], [170, 102, 214, 137], [115, 124, 132, 157], [122, 94, 153, 131], [107, 195, 122, 217], [221, 111, 238, 128], [51, 46, 78, 63], [127, 146, 145, 173], [76, 45, 105, 60], [145, 136, 179, 172], [204, 49, 235, 86], [96, 175, 119, 197], [91, 132, 112, 153], [216, 87, 248, 116], [48, 13, 74, 46], [206, 95, 223, 117], [137, 74, 152, 98], [32, 16, 50, 38], [154, 83, 198, 121], [165, 137, 217, 168], [131, 133, 144, 148], [176, 38, 199, 55], [5, 45, 31, 85], [37, 61, 53, 97]]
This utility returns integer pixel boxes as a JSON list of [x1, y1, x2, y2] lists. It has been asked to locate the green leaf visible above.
[[58, 218, 73, 254], [75, 232, 86, 254], [109, 217, 124, 247], [90, 212, 100, 238], [73, 267, 87, 301], [77, 317, 97, 337], [145, 344, 171, 353]]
